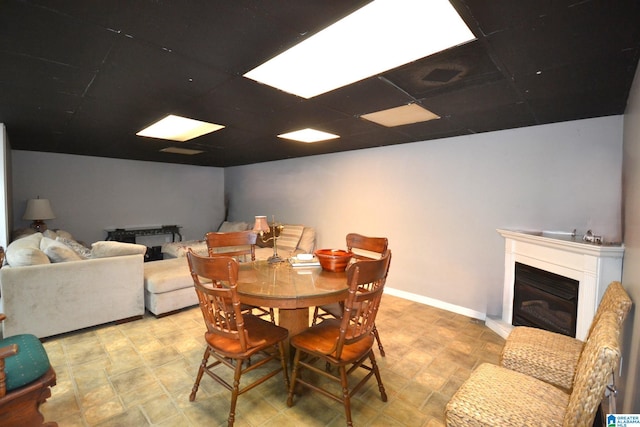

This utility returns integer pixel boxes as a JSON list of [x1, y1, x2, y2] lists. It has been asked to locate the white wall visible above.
[[622, 61, 640, 412], [11, 151, 226, 245], [225, 116, 623, 318]]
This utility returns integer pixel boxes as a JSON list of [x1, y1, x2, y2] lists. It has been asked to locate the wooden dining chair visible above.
[[0, 314, 57, 427], [287, 251, 392, 427], [205, 230, 275, 323], [186, 252, 289, 427], [312, 233, 389, 356]]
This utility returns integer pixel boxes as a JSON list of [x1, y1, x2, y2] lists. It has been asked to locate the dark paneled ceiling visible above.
[[2, 0, 640, 167]]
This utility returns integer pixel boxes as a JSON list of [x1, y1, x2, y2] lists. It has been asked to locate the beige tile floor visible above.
[[40, 295, 505, 426]]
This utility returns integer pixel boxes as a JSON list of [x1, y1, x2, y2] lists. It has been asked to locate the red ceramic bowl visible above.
[[314, 249, 353, 272]]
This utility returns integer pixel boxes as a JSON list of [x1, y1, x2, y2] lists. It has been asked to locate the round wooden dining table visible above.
[[236, 260, 349, 358]]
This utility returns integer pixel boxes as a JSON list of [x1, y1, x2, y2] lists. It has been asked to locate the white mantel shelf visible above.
[[487, 229, 624, 341], [497, 229, 625, 258]]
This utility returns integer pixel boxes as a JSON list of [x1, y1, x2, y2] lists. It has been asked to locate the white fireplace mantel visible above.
[[487, 229, 624, 340]]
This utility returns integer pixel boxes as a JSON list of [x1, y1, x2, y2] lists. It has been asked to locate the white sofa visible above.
[[145, 222, 316, 316], [0, 232, 146, 338]]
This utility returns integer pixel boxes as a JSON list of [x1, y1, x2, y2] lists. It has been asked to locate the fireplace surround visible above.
[[487, 229, 624, 340]]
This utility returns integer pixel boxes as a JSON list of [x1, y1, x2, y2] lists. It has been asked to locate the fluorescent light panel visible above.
[[278, 128, 340, 143], [160, 147, 204, 155], [137, 114, 224, 142], [244, 0, 475, 99], [361, 104, 440, 127]]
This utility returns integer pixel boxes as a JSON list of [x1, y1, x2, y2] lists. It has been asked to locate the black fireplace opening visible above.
[[512, 262, 579, 337]]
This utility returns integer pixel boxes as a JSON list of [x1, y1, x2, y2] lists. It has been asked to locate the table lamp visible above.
[[253, 215, 284, 263], [23, 197, 56, 232]]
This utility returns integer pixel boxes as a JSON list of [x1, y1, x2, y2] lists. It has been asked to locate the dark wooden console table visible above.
[[105, 225, 183, 243]]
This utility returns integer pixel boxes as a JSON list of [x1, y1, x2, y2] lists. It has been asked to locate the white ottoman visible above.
[[143, 258, 199, 316]]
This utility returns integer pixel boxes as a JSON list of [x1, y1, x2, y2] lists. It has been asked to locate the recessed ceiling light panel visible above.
[[361, 104, 440, 127], [243, 0, 475, 98], [137, 114, 224, 142], [278, 128, 340, 143]]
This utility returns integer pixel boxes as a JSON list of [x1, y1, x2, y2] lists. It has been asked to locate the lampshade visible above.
[[252, 215, 270, 233], [23, 198, 56, 220]]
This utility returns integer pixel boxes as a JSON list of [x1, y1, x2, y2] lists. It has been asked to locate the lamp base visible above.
[[30, 220, 48, 232], [268, 255, 284, 264]]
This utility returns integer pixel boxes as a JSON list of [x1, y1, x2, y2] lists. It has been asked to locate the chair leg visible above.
[[339, 365, 354, 427], [190, 347, 210, 401], [311, 306, 320, 326], [287, 349, 302, 407], [369, 351, 387, 402], [228, 359, 243, 427], [269, 308, 276, 324], [372, 324, 385, 357]]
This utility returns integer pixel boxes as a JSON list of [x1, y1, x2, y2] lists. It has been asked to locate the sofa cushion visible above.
[[5, 233, 50, 267], [42, 229, 58, 240], [57, 237, 92, 259], [11, 228, 37, 241], [40, 237, 83, 263], [218, 221, 249, 232], [297, 227, 316, 253], [43, 229, 75, 241], [5, 247, 51, 267], [91, 241, 147, 258], [278, 224, 305, 253]]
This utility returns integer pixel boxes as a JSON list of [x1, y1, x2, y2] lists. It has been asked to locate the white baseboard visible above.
[[384, 287, 486, 321], [484, 316, 513, 339]]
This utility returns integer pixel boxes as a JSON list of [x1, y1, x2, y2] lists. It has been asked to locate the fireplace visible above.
[[513, 262, 578, 337], [486, 229, 624, 340]]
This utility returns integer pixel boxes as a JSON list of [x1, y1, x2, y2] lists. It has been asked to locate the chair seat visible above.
[[501, 326, 584, 391], [445, 363, 569, 427], [290, 319, 375, 365], [1, 334, 50, 392], [205, 315, 287, 358], [317, 302, 342, 318]]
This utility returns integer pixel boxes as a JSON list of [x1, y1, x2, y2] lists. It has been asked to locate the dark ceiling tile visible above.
[[202, 77, 301, 116], [110, 1, 300, 73], [528, 94, 625, 124], [87, 37, 230, 114], [321, 116, 382, 137], [271, 102, 350, 133], [455, 102, 537, 134], [421, 79, 522, 118], [458, 0, 552, 36], [0, 52, 95, 99], [3, 1, 640, 166], [317, 77, 413, 116], [382, 40, 504, 99], [486, 0, 640, 77], [253, 0, 372, 36], [0, 0, 116, 69], [514, 51, 638, 112]]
